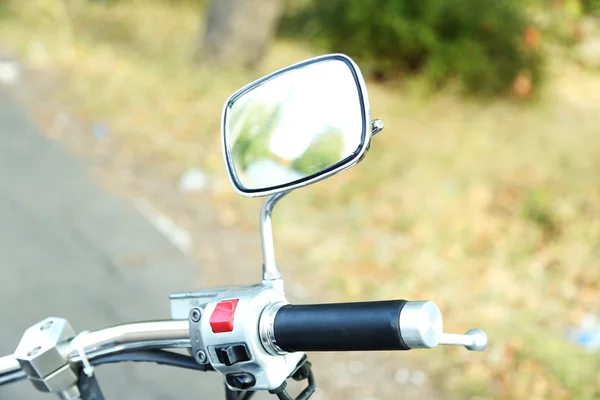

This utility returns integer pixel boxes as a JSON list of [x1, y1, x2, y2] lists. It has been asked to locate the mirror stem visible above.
[[260, 191, 290, 281]]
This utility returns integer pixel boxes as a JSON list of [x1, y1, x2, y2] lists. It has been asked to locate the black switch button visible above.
[[226, 372, 256, 390], [215, 343, 251, 366]]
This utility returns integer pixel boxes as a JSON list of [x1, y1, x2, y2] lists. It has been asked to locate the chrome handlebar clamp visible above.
[[13, 317, 81, 400]]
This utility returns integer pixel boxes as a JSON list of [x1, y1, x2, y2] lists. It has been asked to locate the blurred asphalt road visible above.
[[0, 89, 229, 399]]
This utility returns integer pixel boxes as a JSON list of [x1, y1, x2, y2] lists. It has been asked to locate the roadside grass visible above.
[[2, 1, 600, 398]]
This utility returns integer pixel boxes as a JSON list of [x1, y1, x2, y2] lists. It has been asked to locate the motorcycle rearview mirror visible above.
[[222, 53, 381, 197], [221, 54, 384, 283]]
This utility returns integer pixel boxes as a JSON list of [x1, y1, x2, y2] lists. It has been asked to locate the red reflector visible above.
[[209, 299, 239, 333]]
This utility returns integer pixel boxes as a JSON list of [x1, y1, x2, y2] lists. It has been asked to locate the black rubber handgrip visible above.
[[273, 300, 410, 352]]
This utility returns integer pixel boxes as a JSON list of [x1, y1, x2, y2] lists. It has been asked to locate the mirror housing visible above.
[[221, 54, 371, 198]]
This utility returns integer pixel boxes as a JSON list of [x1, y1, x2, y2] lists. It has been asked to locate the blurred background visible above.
[[1, 0, 600, 399]]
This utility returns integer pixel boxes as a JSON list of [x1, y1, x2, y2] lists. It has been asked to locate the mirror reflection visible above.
[[225, 59, 364, 191]]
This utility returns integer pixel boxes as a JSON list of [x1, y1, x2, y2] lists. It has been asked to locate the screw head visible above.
[[465, 328, 488, 351], [40, 320, 54, 331], [190, 308, 202, 323], [195, 350, 207, 364], [27, 346, 41, 357]]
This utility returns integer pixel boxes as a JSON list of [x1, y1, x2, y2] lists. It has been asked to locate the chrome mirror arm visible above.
[[260, 191, 291, 282], [258, 120, 384, 284]]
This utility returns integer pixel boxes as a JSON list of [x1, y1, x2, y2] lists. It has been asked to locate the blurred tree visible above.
[[197, 0, 281, 68], [281, 0, 545, 96]]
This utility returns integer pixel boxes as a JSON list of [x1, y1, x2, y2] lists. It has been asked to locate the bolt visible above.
[[195, 350, 207, 364], [27, 346, 41, 357], [190, 308, 202, 323], [40, 320, 54, 331]]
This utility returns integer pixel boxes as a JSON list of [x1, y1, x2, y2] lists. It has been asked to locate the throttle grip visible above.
[[262, 300, 488, 354], [272, 300, 410, 352]]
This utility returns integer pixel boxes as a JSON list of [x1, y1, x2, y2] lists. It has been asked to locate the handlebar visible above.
[[1, 299, 488, 397], [0, 320, 189, 385], [65, 320, 189, 361], [0, 355, 23, 384]]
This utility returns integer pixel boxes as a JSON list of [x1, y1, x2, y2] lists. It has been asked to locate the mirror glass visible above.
[[223, 58, 366, 193]]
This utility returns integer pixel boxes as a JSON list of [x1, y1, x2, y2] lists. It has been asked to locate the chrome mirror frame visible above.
[[221, 53, 372, 198]]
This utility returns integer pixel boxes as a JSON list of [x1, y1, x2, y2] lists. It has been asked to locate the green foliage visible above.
[[280, 0, 545, 96], [581, 0, 600, 13]]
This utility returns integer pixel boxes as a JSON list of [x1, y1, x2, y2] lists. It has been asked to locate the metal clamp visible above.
[[14, 317, 81, 399]]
